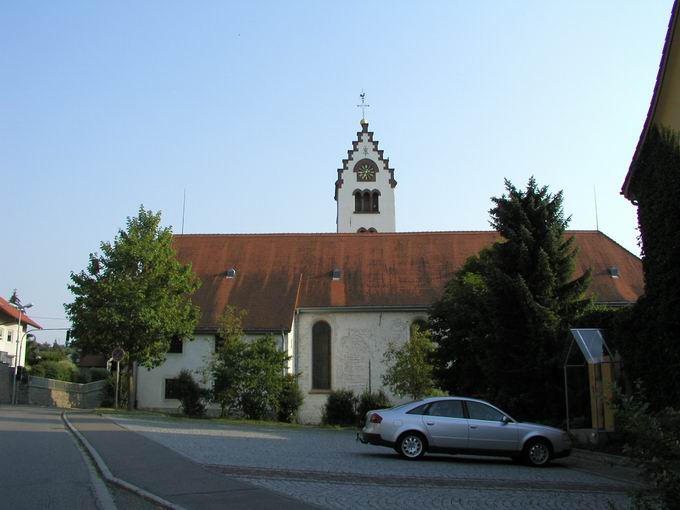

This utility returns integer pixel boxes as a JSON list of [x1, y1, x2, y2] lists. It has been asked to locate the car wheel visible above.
[[522, 438, 552, 467], [397, 432, 427, 460]]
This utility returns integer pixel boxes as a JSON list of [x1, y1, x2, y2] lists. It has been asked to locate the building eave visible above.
[[623, 0, 680, 200]]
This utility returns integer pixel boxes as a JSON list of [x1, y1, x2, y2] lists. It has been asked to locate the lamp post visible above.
[[10, 301, 32, 405]]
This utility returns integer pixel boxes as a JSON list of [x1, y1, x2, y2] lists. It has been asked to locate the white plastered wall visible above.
[[136, 334, 216, 411], [136, 331, 294, 411], [295, 309, 427, 423], [0, 323, 28, 367], [336, 132, 396, 233]]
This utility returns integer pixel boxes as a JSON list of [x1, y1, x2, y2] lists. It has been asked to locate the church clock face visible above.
[[356, 162, 376, 182]]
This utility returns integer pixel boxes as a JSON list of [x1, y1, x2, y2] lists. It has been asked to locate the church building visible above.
[[136, 118, 644, 423]]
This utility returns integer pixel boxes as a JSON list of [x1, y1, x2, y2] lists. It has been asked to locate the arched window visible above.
[[362, 191, 371, 212], [357, 227, 367, 233], [372, 190, 380, 212], [354, 191, 362, 212], [368, 227, 377, 233], [312, 321, 331, 390]]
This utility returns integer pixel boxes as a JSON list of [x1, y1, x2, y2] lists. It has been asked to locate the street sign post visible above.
[[111, 347, 125, 409]]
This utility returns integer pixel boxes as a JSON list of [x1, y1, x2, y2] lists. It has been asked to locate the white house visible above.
[[136, 120, 644, 423], [0, 297, 42, 368]]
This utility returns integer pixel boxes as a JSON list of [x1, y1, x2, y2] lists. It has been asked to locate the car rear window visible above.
[[406, 403, 430, 415]]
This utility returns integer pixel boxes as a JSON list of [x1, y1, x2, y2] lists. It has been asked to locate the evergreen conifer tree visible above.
[[430, 178, 591, 421]]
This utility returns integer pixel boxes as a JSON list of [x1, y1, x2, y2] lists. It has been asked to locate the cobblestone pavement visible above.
[[110, 416, 638, 510]]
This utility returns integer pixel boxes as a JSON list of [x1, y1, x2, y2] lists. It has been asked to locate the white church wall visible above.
[[337, 132, 396, 233], [295, 309, 428, 423]]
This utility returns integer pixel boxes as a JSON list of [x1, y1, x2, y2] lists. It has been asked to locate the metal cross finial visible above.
[[357, 90, 370, 120]]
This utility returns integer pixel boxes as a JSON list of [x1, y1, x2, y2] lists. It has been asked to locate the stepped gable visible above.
[[335, 120, 396, 201]]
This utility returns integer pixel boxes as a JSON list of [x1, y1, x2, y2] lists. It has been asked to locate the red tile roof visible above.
[[0, 297, 42, 329], [78, 354, 108, 368], [173, 231, 643, 333]]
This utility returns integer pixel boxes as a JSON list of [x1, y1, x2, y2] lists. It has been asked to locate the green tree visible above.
[[239, 336, 290, 420], [430, 178, 591, 421], [208, 306, 249, 417], [65, 206, 201, 410], [208, 306, 294, 420], [382, 327, 436, 400]]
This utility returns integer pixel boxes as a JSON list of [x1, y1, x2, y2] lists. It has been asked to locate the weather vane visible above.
[[357, 90, 370, 120]]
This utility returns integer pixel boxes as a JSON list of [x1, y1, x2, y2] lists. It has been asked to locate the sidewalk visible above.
[[66, 412, 320, 510]]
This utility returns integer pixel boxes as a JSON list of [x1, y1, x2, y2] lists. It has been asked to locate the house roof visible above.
[[173, 231, 643, 333], [78, 353, 108, 368], [0, 297, 42, 329], [622, 0, 679, 200]]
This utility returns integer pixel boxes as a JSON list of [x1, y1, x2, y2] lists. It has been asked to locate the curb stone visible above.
[[62, 411, 186, 510]]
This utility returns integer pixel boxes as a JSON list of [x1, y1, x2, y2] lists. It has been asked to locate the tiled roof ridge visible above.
[[174, 229, 601, 238], [589, 230, 642, 260]]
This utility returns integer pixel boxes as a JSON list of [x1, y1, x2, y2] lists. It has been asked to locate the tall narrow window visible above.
[[354, 191, 362, 212], [362, 191, 371, 212], [312, 321, 331, 390], [372, 191, 380, 212]]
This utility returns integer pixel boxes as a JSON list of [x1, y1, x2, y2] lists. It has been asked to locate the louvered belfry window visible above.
[[312, 321, 331, 390]]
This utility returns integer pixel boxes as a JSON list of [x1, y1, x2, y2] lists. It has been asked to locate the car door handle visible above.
[[470, 425, 478, 429], [426, 421, 435, 426]]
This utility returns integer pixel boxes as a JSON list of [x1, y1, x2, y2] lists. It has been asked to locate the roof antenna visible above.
[[181, 188, 186, 234], [593, 185, 600, 232]]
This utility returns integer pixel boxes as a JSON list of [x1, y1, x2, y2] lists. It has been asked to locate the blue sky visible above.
[[1, 1, 673, 343]]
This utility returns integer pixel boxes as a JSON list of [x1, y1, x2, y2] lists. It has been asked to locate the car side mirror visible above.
[[501, 416, 511, 425]]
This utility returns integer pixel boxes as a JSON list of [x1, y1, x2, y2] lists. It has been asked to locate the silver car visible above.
[[358, 397, 571, 466]]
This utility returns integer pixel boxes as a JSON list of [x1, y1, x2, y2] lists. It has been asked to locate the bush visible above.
[[89, 368, 110, 383], [357, 390, 391, 426], [39, 350, 67, 362], [278, 373, 304, 423], [176, 370, 208, 417], [323, 389, 357, 426], [29, 364, 46, 378], [615, 389, 680, 510], [36, 360, 78, 382]]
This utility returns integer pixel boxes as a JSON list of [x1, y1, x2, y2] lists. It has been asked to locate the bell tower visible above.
[[335, 110, 397, 233]]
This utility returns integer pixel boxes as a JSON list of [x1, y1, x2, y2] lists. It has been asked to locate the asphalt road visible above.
[[0, 406, 104, 510]]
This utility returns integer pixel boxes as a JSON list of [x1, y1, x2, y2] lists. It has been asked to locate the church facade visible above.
[[136, 120, 644, 423]]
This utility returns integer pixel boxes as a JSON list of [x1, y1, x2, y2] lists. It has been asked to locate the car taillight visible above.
[[370, 413, 383, 424]]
